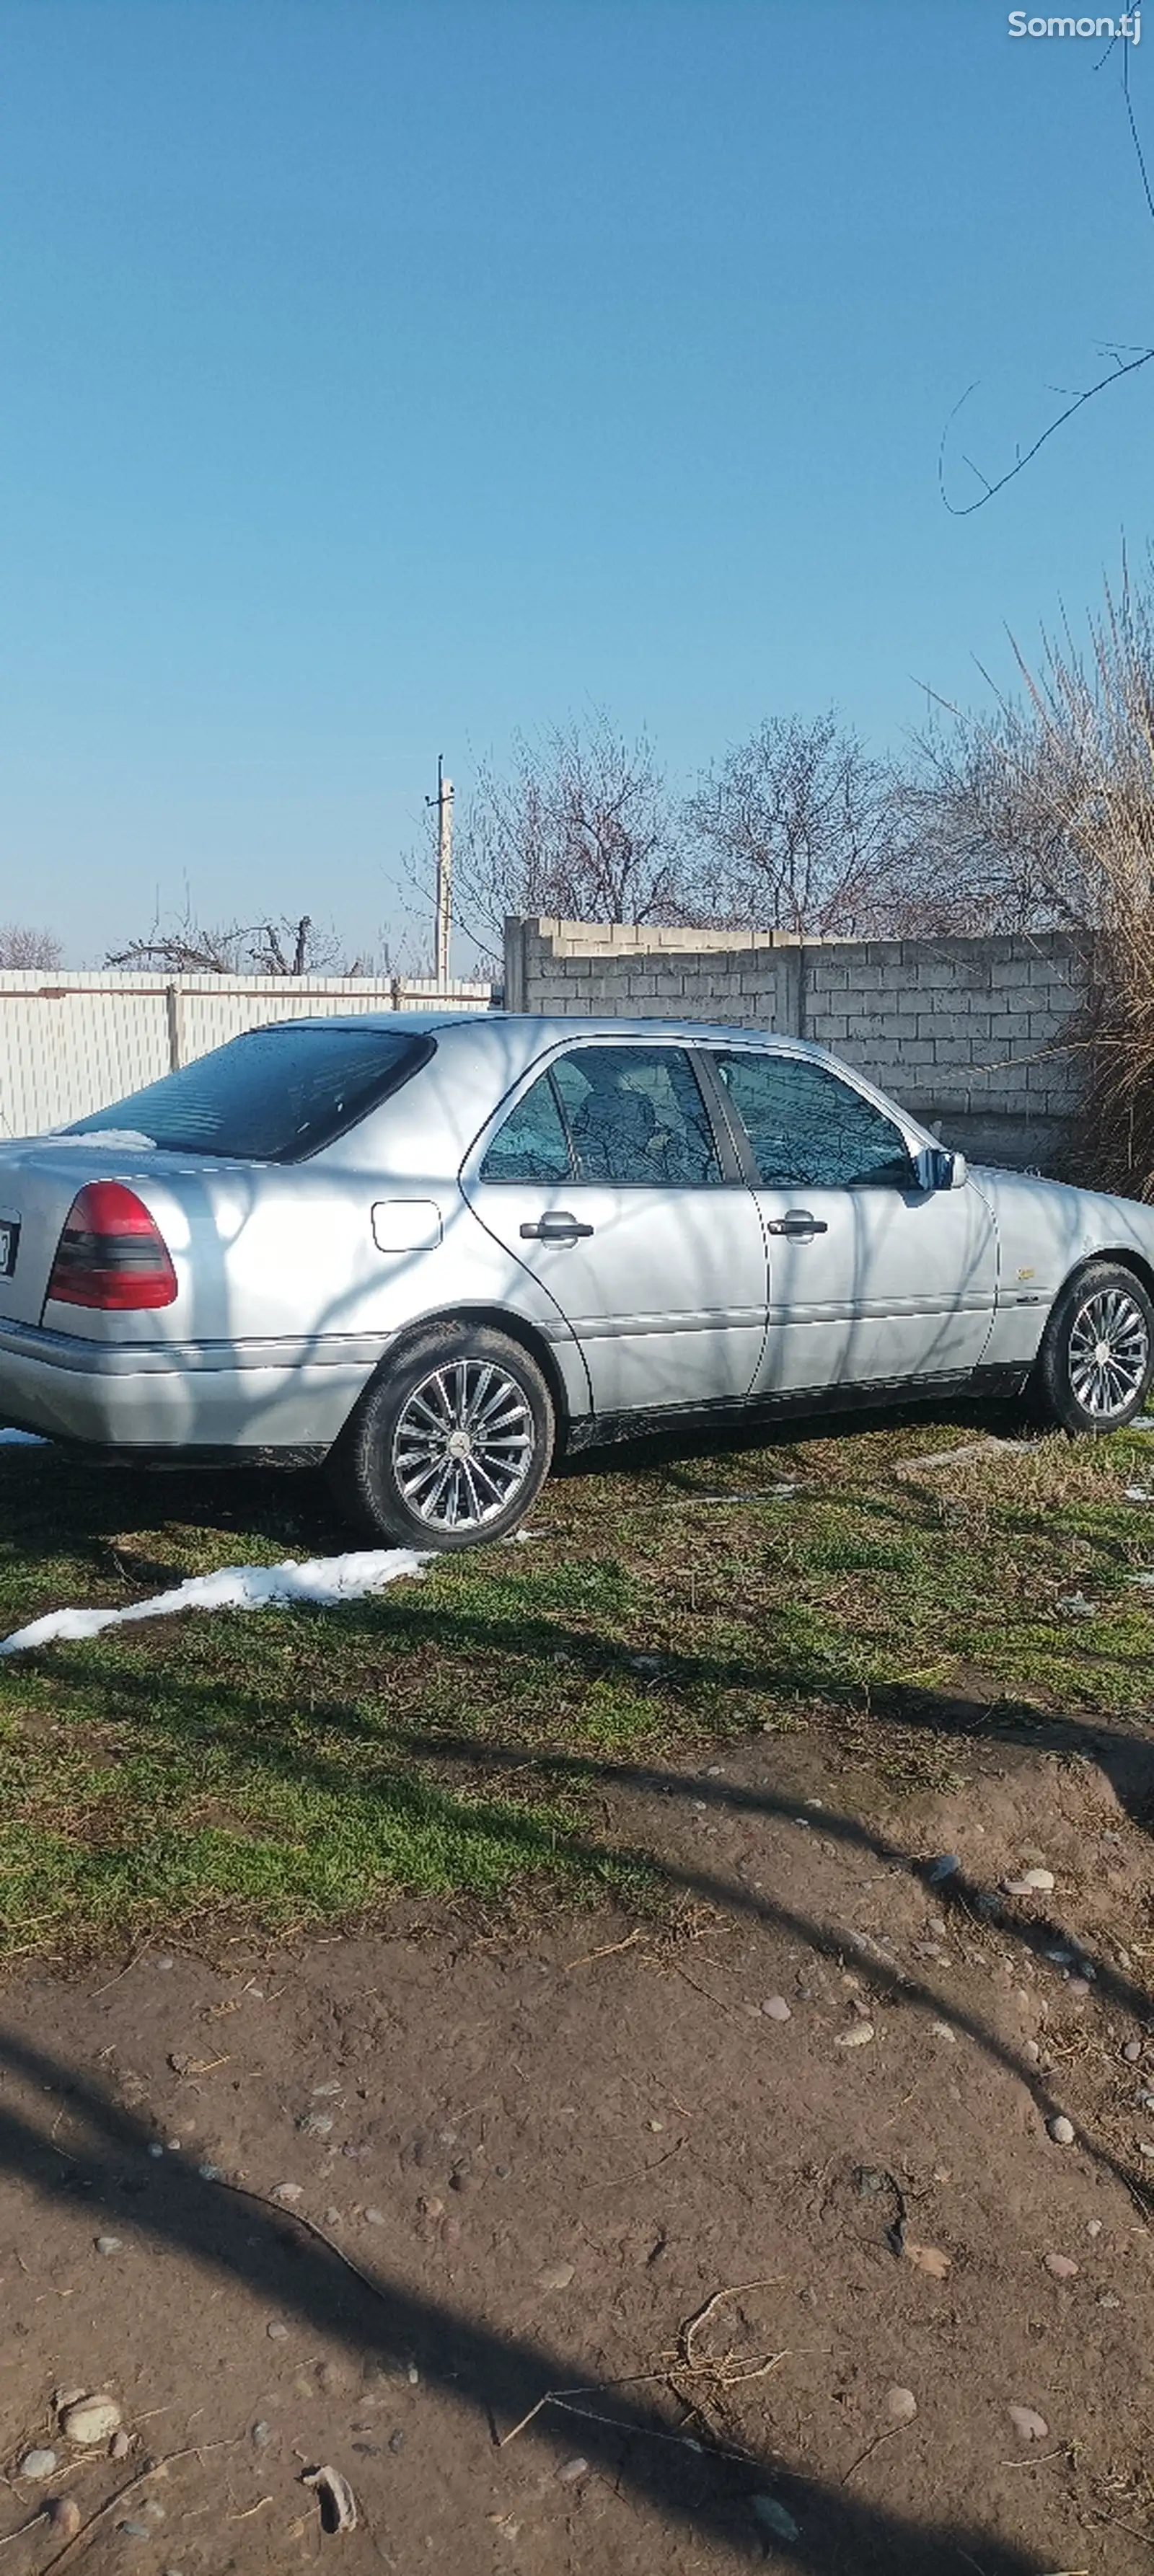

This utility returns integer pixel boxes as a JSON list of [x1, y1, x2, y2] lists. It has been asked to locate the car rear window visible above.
[[66, 1024, 435, 1162]]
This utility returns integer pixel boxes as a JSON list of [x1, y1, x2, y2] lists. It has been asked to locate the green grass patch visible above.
[[0, 1408, 1153, 1954]]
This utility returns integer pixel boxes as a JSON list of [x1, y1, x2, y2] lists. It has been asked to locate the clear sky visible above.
[[1, 0, 1151, 969]]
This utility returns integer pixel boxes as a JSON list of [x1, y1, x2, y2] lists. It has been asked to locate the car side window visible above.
[[715, 1052, 915, 1190], [552, 1045, 722, 1187], [480, 1071, 574, 1184]]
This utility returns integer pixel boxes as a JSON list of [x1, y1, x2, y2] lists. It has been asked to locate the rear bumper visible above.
[[0, 1318, 381, 1451]]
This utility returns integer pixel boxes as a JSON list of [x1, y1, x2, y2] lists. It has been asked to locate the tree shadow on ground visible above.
[[0, 2024, 1052, 2574], [15, 1634, 1154, 2223]]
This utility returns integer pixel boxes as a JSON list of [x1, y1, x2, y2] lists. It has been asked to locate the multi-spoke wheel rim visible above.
[[1068, 1286, 1150, 1421], [392, 1360, 534, 1530]]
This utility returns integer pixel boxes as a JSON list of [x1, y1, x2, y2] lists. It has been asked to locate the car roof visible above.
[[276, 1009, 832, 1057]]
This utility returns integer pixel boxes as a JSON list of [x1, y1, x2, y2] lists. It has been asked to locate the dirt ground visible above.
[[3, 1714, 1154, 2575]]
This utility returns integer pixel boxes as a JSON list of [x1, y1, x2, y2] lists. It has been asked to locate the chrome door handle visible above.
[[519, 1210, 594, 1243], [766, 1210, 829, 1240]]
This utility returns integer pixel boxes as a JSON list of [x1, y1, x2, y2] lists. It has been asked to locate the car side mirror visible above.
[[916, 1146, 967, 1192]]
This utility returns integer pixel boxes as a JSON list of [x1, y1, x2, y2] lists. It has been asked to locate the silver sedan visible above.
[[0, 1010, 1150, 1547]]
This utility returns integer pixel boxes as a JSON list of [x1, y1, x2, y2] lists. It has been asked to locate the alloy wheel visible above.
[[1068, 1285, 1150, 1421], [392, 1358, 535, 1529]]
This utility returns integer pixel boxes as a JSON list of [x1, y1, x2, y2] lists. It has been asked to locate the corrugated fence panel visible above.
[[0, 973, 493, 1136]]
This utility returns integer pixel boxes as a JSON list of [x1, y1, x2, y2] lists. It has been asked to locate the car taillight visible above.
[[45, 1181, 177, 1311]]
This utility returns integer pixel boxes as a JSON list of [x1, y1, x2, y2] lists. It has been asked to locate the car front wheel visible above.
[[1034, 1259, 1154, 1433], [329, 1323, 555, 1549]]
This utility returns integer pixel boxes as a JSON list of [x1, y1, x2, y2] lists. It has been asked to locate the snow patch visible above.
[[0, 1429, 48, 1448], [0, 1549, 429, 1655]]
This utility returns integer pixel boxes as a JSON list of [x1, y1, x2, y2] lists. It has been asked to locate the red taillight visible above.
[[45, 1181, 177, 1311]]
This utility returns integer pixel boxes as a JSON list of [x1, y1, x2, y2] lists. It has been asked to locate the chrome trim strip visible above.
[[0, 1319, 397, 1377], [559, 1309, 767, 1340], [766, 1293, 993, 1327]]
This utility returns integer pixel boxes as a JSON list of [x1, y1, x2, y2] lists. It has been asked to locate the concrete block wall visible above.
[[503, 918, 1088, 1172]]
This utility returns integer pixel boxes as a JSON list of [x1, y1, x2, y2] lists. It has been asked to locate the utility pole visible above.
[[428, 756, 454, 989]]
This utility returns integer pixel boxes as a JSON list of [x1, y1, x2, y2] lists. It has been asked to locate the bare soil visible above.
[[2, 1717, 1154, 2575]]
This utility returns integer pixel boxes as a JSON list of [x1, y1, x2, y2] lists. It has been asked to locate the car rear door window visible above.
[[480, 1045, 723, 1189], [552, 1045, 722, 1186], [715, 1052, 915, 1190], [480, 1071, 574, 1183]]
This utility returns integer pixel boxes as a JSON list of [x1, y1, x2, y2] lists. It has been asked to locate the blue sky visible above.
[[1, 0, 1152, 968]]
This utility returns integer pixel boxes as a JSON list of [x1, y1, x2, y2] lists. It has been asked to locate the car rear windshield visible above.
[[66, 1024, 435, 1162]]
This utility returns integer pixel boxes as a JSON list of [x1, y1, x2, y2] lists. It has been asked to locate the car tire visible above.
[[1033, 1259, 1154, 1434], [328, 1322, 555, 1550]]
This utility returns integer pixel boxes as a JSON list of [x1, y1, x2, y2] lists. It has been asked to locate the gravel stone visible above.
[[95, 2236, 123, 2255], [61, 2396, 123, 2446], [885, 2386, 917, 2420], [19, 2448, 58, 2479], [266, 2321, 289, 2342], [762, 1996, 791, 2022], [1124, 2040, 1143, 2062], [537, 2259, 576, 2290], [1048, 2115, 1075, 2145], [1008, 2406, 1049, 2443], [752, 2495, 801, 2541], [557, 2456, 589, 2484], [1044, 2252, 1079, 2279]]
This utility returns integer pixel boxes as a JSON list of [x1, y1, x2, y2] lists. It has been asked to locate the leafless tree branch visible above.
[[940, 42, 1154, 513], [0, 924, 63, 970], [105, 908, 369, 977]]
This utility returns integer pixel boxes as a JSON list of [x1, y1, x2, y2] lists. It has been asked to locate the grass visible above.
[[1, 1403, 1153, 1956]]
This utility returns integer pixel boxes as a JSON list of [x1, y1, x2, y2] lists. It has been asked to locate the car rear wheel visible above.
[[329, 1323, 555, 1549], [1034, 1260, 1154, 1433]]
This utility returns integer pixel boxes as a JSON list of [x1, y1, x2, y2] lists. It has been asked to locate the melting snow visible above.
[[0, 1549, 429, 1655]]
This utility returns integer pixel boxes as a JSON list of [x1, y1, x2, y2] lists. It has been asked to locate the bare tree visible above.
[[893, 715, 1080, 934], [909, 564, 1154, 1193], [0, 925, 63, 970], [106, 910, 369, 976], [684, 712, 909, 938], [454, 717, 692, 944]]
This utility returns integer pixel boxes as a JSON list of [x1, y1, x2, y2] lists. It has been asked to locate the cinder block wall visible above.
[[503, 919, 1088, 1172]]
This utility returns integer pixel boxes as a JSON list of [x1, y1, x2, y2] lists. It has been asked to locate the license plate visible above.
[[0, 1221, 19, 1280]]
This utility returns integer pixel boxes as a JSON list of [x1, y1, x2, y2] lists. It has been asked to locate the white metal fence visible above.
[[0, 970, 493, 1138]]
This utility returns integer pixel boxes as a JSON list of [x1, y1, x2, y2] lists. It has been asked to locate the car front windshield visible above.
[[66, 1024, 433, 1162]]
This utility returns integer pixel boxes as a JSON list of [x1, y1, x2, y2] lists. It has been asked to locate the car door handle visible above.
[[519, 1211, 595, 1243], [765, 1210, 829, 1240]]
